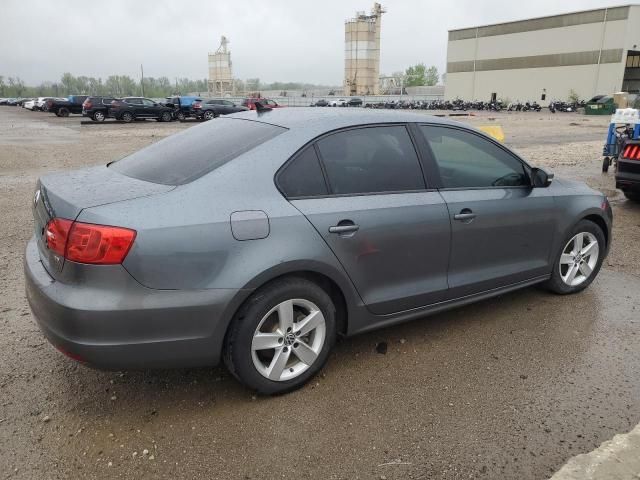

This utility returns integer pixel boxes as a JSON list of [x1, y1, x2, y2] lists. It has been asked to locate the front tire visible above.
[[92, 111, 105, 122], [58, 107, 69, 117], [543, 220, 605, 295], [624, 191, 640, 202], [224, 277, 337, 395], [202, 110, 215, 121], [602, 157, 610, 173]]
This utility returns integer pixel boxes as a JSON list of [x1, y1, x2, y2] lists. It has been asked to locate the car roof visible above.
[[226, 107, 459, 132]]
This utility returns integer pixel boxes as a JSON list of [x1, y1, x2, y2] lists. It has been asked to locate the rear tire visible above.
[[543, 220, 605, 295], [224, 277, 337, 395], [602, 157, 610, 173], [58, 107, 69, 117], [203, 110, 215, 121], [92, 111, 105, 122], [121, 112, 134, 123], [176, 111, 186, 121], [160, 111, 172, 122]]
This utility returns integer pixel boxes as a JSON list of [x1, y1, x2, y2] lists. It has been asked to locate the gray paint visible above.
[[24, 108, 613, 369]]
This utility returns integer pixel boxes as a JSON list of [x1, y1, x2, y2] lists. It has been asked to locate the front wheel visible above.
[[543, 220, 605, 295], [58, 107, 69, 117], [160, 111, 172, 122], [202, 110, 215, 121], [602, 157, 610, 173], [176, 111, 186, 121], [92, 111, 105, 122], [224, 277, 336, 395]]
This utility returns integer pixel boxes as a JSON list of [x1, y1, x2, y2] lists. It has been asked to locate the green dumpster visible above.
[[585, 95, 617, 115]]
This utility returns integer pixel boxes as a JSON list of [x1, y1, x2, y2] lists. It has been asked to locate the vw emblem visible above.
[[33, 189, 41, 207]]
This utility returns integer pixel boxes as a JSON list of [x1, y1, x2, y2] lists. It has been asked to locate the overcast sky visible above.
[[0, 0, 630, 86]]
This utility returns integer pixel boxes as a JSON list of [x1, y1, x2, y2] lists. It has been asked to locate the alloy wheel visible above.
[[559, 232, 599, 287], [251, 299, 326, 382]]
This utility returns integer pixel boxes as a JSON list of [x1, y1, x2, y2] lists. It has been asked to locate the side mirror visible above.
[[531, 167, 554, 187]]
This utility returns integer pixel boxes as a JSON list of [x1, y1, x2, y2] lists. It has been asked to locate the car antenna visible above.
[[254, 101, 272, 115]]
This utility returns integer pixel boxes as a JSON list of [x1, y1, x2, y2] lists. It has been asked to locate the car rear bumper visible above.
[[24, 237, 247, 369], [616, 160, 640, 192]]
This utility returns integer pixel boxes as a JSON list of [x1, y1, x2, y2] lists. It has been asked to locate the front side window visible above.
[[142, 99, 155, 106], [126, 98, 143, 105], [420, 126, 528, 188], [316, 126, 425, 195]]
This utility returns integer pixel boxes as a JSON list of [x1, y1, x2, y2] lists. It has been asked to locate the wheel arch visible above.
[[582, 213, 609, 248]]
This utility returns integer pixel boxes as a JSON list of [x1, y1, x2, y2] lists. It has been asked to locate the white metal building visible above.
[[445, 5, 640, 103]]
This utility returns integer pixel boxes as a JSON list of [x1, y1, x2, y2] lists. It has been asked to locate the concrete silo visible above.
[[208, 36, 234, 97], [344, 3, 385, 96]]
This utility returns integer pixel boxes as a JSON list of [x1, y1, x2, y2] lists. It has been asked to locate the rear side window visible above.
[[110, 119, 286, 185], [316, 126, 425, 195], [420, 126, 528, 188], [278, 147, 328, 198]]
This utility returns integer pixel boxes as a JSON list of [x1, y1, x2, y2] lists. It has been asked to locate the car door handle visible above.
[[453, 209, 476, 222], [329, 223, 360, 234]]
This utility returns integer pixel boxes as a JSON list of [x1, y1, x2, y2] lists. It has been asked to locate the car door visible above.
[[281, 125, 451, 315], [418, 124, 557, 299], [125, 98, 143, 116], [141, 98, 158, 117]]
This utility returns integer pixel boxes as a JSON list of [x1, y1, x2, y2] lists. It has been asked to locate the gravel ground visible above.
[[0, 107, 639, 480]]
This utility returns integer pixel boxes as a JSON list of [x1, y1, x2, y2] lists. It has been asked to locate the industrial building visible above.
[[208, 36, 234, 97], [344, 3, 385, 96], [445, 5, 640, 103]]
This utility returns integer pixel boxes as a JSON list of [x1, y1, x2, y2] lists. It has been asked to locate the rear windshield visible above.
[[110, 118, 286, 185]]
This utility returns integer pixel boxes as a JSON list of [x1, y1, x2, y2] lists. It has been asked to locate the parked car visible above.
[[329, 98, 347, 107], [313, 99, 329, 107], [25, 109, 612, 395], [109, 97, 174, 123], [6, 98, 19, 106], [165, 96, 202, 121], [241, 98, 282, 110], [47, 95, 88, 117], [192, 98, 249, 120], [23, 99, 37, 110], [35, 97, 53, 111], [82, 96, 116, 122], [615, 141, 640, 201], [347, 98, 363, 107]]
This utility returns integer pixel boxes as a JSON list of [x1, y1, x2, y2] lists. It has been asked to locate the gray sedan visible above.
[[25, 109, 612, 394]]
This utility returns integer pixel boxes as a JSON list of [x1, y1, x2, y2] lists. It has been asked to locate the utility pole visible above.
[[140, 64, 145, 97]]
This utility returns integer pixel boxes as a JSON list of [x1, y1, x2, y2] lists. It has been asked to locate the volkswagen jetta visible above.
[[25, 108, 612, 394]]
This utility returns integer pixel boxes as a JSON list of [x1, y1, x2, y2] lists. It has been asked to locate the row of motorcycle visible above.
[[363, 98, 586, 113]]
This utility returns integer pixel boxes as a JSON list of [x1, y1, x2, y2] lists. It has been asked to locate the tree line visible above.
[[0, 73, 209, 98]]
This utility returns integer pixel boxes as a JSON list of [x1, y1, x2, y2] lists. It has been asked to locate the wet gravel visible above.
[[0, 107, 638, 479]]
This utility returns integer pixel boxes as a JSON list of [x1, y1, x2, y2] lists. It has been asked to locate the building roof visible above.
[[449, 3, 637, 33]]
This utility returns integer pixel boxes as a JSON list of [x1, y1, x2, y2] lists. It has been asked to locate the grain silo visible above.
[[344, 3, 385, 96], [208, 36, 234, 97]]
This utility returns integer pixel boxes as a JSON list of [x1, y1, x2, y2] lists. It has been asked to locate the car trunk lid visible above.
[[33, 165, 174, 277]]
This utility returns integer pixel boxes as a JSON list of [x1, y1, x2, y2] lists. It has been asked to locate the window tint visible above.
[[316, 126, 425, 195], [278, 147, 328, 198], [110, 119, 286, 185], [126, 98, 142, 105], [420, 126, 528, 188], [142, 99, 155, 106]]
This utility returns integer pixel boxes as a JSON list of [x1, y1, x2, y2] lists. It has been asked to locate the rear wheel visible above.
[[203, 110, 215, 121], [176, 111, 186, 121], [602, 157, 610, 172], [543, 220, 605, 295], [92, 111, 105, 122], [160, 111, 172, 122], [121, 112, 134, 123], [224, 277, 336, 395], [58, 107, 69, 117]]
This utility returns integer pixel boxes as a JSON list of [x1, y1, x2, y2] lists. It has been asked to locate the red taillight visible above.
[[623, 144, 640, 160], [44, 218, 136, 264], [192, 101, 201, 109], [44, 218, 73, 256]]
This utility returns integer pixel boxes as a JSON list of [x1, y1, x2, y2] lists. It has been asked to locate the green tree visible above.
[[404, 64, 439, 87]]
